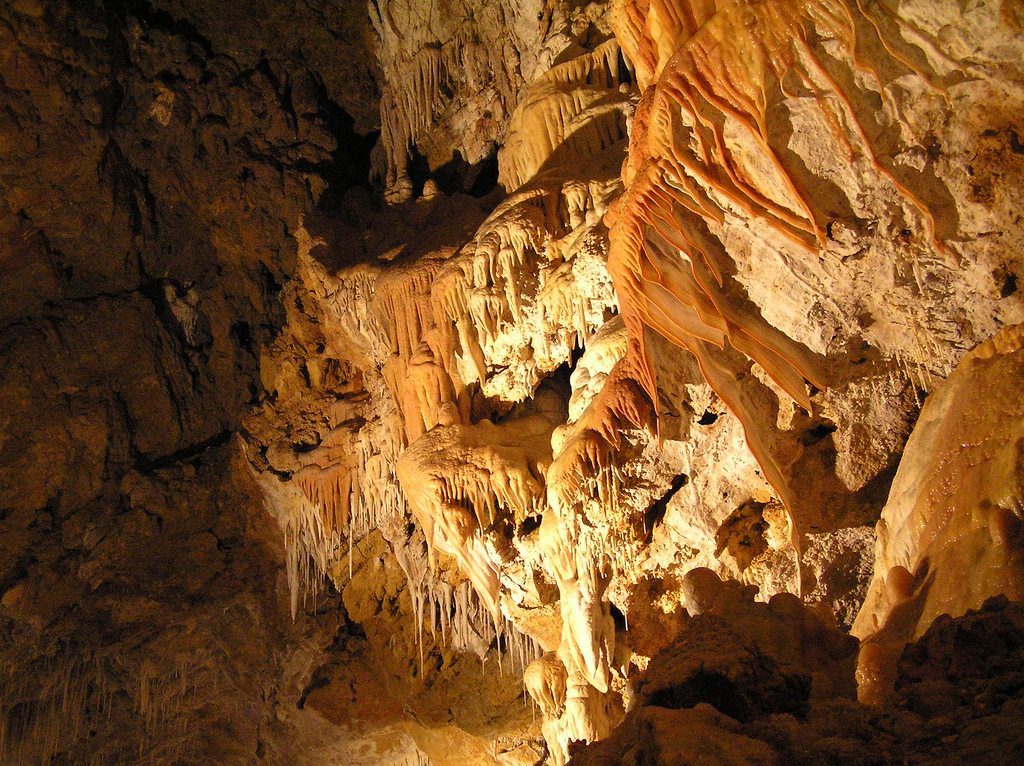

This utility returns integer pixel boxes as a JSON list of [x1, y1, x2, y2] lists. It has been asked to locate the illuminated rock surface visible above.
[[1, 0, 1023, 764], [853, 323, 1024, 704]]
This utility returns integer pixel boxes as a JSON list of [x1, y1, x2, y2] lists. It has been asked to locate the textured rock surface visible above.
[[853, 323, 1024, 704], [569, 596, 1024, 766], [606, 0, 1024, 556], [0, 1, 380, 763]]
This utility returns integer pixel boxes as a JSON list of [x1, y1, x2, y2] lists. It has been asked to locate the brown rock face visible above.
[[0, 1, 379, 763], [2, 0, 1024, 765]]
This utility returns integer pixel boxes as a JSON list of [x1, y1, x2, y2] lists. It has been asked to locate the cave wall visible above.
[[0, 1, 381, 763], [2, 1, 1024, 765]]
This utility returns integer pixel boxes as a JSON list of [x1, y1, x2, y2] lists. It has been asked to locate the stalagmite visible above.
[[853, 324, 1024, 703]]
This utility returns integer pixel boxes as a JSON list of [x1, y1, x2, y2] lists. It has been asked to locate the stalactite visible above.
[[430, 175, 620, 406], [394, 545, 543, 683], [0, 651, 221, 766], [396, 411, 557, 615], [499, 39, 634, 192], [524, 653, 569, 717]]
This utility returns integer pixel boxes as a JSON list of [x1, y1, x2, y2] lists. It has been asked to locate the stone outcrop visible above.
[[853, 323, 1024, 704]]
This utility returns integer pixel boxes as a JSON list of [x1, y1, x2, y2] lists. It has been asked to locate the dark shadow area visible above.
[[518, 514, 543, 537], [465, 150, 500, 198], [647, 671, 749, 721], [800, 422, 837, 446], [114, 0, 214, 58], [610, 602, 627, 632], [644, 474, 688, 542], [646, 656, 811, 723], [414, 147, 502, 199], [310, 91, 379, 213], [697, 409, 719, 425]]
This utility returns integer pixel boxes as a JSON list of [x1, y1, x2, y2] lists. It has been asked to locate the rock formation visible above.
[[853, 323, 1024, 704], [570, 595, 1024, 766], [2, 0, 1024, 764]]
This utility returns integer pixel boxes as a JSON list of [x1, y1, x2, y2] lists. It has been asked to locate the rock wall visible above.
[[0, 1, 382, 763]]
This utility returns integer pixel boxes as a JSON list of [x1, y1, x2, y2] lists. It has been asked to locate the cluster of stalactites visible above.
[[396, 413, 557, 615], [376, 45, 445, 203], [429, 174, 620, 406], [295, 398, 405, 531], [373, 251, 471, 445], [261, 474, 337, 619], [293, 408, 361, 540], [295, 162, 620, 624], [430, 192, 556, 389], [1, 640, 244, 766], [1, 657, 115, 766], [394, 546, 543, 680], [499, 39, 635, 192], [266, 386, 406, 616], [372, 19, 516, 203], [374, 254, 451, 362]]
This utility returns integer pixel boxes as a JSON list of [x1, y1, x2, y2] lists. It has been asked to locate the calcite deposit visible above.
[[853, 323, 1024, 704], [2, 0, 1024, 765]]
